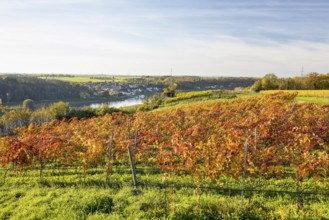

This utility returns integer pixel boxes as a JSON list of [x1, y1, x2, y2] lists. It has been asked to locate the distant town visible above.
[[86, 81, 162, 99]]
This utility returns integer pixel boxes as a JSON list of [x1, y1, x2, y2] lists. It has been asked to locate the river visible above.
[[89, 98, 144, 108]]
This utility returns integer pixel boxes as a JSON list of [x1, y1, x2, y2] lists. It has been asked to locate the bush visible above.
[[22, 99, 35, 110], [68, 107, 96, 119], [49, 101, 70, 120]]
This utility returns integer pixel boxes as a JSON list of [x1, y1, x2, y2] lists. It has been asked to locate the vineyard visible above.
[[261, 90, 329, 98], [1, 92, 329, 218], [164, 90, 234, 103]]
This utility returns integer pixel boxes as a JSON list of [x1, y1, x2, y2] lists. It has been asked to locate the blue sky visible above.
[[0, 0, 329, 77]]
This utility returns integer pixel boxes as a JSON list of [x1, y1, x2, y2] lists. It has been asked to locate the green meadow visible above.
[[0, 166, 328, 220]]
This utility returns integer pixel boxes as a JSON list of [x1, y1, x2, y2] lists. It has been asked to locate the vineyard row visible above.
[[0, 92, 328, 187]]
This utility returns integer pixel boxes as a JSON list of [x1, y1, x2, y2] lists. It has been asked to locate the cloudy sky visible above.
[[1, 0, 329, 77]]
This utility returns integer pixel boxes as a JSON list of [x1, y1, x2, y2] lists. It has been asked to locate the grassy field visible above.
[[39, 76, 106, 83], [0, 166, 328, 219], [261, 90, 329, 98], [237, 92, 329, 104], [295, 96, 329, 104], [156, 92, 329, 112], [39, 75, 135, 83]]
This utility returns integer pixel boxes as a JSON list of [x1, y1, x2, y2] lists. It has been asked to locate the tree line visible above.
[[0, 76, 91, 103], [252, 72, 329, 91], [126, 76, 257, 90]]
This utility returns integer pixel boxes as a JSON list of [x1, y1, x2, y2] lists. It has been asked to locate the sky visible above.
[[0, 0, 329, 77]]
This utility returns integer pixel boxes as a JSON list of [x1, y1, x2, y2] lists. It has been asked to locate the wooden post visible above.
[[106, 125, 114, 182], [296, 182, 303, 213], [241, 139, 248, 206], [127, 119, 130, 139], [3, 168, 9, 184], [134, 129, 138, 148], [249, 128, 258, 201], [128, 146, 138, 187], [157, 124, 161, 143], [109, 125, 114, 159]]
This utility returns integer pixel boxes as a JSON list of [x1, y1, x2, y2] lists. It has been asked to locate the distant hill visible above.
[[0, 76, 91, 103], [125, 75, 258, 90]]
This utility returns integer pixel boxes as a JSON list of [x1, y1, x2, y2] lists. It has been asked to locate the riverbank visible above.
[[2, 96, 144, 109]]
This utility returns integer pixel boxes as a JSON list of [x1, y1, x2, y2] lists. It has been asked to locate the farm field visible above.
[[1, 93, 329, 219], [38, 75, 135, 83]]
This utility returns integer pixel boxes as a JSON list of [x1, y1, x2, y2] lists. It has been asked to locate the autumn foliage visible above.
[[0, 93, 328, 184]]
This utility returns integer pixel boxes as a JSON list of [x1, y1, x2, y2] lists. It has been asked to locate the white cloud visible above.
[[2, 30, 328, 77], [0, 0, 329, 76]]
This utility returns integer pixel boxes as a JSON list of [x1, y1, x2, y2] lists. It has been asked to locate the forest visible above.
[[0, 76, 91, 103]]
